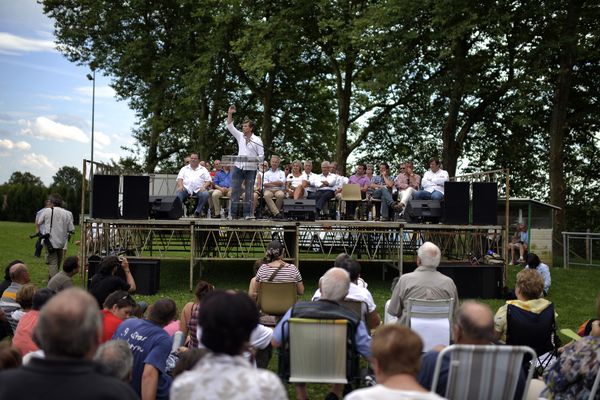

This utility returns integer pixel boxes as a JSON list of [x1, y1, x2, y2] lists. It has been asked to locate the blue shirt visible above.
[[113, 318, 173, 400], [214, 169, 231, 188], [273, 305, 372, 358]]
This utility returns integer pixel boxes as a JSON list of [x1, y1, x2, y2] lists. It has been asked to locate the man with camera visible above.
[[36, 193, 74, 278]]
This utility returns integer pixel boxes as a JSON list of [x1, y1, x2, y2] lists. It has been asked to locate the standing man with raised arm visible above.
[[226, 105, 264, 220]]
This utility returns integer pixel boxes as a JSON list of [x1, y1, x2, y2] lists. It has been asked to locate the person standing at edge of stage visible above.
[[226, 105, 264, 220]]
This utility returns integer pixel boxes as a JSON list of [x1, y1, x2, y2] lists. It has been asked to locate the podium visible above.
[[221, 155, 265, 218]]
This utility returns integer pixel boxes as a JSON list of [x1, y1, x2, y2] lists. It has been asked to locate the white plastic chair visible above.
[[405, 297, 454, 352]]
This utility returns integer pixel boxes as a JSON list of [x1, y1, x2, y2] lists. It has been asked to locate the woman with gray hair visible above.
[[249, 240, 304, 301]]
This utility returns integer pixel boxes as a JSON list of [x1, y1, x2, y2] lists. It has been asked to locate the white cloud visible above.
[[95, 150, 120, 162], [0, 32, 56, 55], [19, 116, 89, 143], [38, 94, 74, 102], [20, 153, 58, 171], [74, 85, 117, 99], [94, 131, 111, 149], [0, 139, 31, 150]]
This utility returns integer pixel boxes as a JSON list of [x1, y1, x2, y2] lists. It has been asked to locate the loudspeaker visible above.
[[442, 181, 470, 225], [472, 182, 498, 225], [283, 199, 316, 221], [87, 256, 160, 295], [404, 200, 442, 223], [92, 175, 120, 218], [123, 176, 150, 219], [149, 196, 183, 220]]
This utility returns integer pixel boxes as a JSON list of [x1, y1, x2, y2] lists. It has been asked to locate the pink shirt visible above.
[[13, 310, 40, 356]]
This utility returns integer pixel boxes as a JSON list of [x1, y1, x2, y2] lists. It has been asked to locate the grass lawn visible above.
[[1, 220, 598, 398]]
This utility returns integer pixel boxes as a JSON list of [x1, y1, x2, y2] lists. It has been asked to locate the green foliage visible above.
[[8, 171, 44, 186], [0, 183, 48, 223]]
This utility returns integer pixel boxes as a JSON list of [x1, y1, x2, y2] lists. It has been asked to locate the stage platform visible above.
[[81, 217, 504, 291]]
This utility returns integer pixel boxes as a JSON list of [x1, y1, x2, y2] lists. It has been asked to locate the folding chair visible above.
[[431, 344, 536, 400], [590, 366, 600, 400], [278, 318, 360, 386], [405, 297, 454, 352], [340, 299, 367, 324], [257, 281, 298, 318], [506, 303, 560, 377], [341, 184, 363, 219]]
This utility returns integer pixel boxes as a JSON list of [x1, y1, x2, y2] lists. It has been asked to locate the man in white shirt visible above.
[[301, 160, 316, 199], [36, 194, 75, 277], [414, 157, 449, 201], [176, 153, 212, 217], [226, 105, 264, 219], [262, 155, 286, 219], [309, 161, 337, 219]]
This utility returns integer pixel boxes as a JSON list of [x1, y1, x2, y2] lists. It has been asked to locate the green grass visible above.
[[1, 220, 599, 398]]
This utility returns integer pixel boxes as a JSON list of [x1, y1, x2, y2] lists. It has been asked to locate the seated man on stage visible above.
[[414, 157, 449, 201], [370, 162, 396, 221], [210, 164, 231, 218], [263, 155, 286, 219], [301, 160, 316, 199], [393, 161, 421, 212], [176, 153, 212, 218], [346, 163, 370, 220], [309, 161, 338, 219]]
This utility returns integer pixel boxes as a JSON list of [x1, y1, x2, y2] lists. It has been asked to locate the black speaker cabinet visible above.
[[92, 175, 120, 218], [472, 182, 498, 225], [123, 176, 150, 219], [87, 256, 160, 295], [404, 200, 442, 223], [149, 196, 183, 220], [442, 181, 470, 225], [283, 199, 316, 221]]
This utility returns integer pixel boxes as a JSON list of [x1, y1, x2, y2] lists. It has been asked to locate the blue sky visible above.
[[0, 0, 136, 185]]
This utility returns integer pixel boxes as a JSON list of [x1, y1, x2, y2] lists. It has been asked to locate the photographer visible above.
[[35, 194, 74, 278], [89, 256, 137, 308]]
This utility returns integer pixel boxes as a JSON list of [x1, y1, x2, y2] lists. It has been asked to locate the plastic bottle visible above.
[[368, 211, 372, 221], [220, 208, 225, 219], [207, 208, 211, 218]]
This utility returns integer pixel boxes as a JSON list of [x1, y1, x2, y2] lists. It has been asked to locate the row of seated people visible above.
[[176, 152, 449, 221], [0, 247, 597, 399]]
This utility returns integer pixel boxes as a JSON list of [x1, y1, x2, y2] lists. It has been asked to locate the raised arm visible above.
[[227, 105, 236, 125]]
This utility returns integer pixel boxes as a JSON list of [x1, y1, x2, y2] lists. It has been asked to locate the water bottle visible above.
[[220, 208, 225, 219], [336, 210, 340, 220], [172, 330, 184, 353], [207, 208, 211, 218], [368, 211, 372, 221]]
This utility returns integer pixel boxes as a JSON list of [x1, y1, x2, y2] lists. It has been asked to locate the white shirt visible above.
[[312, 282, 377, 313], [264, 168, 286, 191], [226, 122, 264, 170], [345, 385, 445, 400], [177, 164, 212, 194], [421, 169, 449, 194], [36, 206, 74, 249], [310, 172, 337, 191], [301, 171, 315, 193]]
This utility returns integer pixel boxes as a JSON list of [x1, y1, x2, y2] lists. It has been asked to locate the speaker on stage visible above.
[[442, 181, 470, 225], [472, 182, 498, 225], [404, 200, 442, 223], [92, 175, 120, 219], [283, 199, 316, 221], [123, 176, 150, 219], [149, 196, 183, 220]]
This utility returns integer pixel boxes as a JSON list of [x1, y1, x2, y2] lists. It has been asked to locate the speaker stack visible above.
[[123, 176, 150, 219], [92, 175, 120, 218], [472, 182, 498, 225], [442, 182, 470, 225], [404, 200, 443, 223], [283, 199, 316, 221], [149, 196, 184, 220]]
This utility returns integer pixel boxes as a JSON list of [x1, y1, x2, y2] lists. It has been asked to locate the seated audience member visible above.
[[310, 161, 338, 219], [94, 339, 133, 382], [388, 242, 459, 324], [47, 255, 79, 292], [0, 288, 138, 400], [12, 288, 55, 356], [494, 269, 553, 343], [312, 258, 380, 330], [175, 152, 212, 218], [179, 280, 214, 348], [210, 164, 231, 218], [163, 318, 180, 337], [508, 222, 528, 264], [0, 260, 24, 295], [543, 336, 600, 399], [287, 160, 307, 199], [170, 291, 286, 400], [89, 256, 136, 308], [273, 267, 372, 400], [263, 155, 286, 218], [0, 341, 22, 371], [347, 325, 443, 400], [11, 283, 36, 326], [369, 162, 396, 221], [418, 301, 526, 400], [525, 253, 551, 295], [101, 290, 136, 343], [392, 161, 421, 212], [578, 293, 600, 337], [172, 348, 208, 378], [335, 253, 368, 288], [413, 158, 449, 201], [346, 163, 370, 220], [1, 263, 31, 303], [250, 240, 304, 301], [114, 298, 177, 400]]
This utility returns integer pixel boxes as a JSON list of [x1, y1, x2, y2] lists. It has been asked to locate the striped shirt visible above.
[[255, 263, 302, 283], [1, 282, 22, 303]]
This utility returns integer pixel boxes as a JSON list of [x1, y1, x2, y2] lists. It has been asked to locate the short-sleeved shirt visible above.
[[113, 318, 173, 399], [47, 271, 73, 292], [255, 262, 302, 283], [12, 310, 39, 356], [89, 274, 130, 308], [213, 169, 231, 189], [312, 282, 377, 313], [176, 164, 212, 194], [264, 169, 286, 191], [36, 206, 74, 250], [101, 309, 124, 343]]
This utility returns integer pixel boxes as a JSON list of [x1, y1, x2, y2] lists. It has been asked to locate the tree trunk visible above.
[[335, 57, 354, 174], [261, 73, 275, 159]]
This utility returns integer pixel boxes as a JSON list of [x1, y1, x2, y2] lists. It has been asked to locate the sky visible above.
[[0, 0, 136, 186]]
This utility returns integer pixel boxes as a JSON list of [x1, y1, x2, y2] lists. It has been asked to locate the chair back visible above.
[[431, 344, 536, 400], [589, 366, 600, 400], [340, 299, 366, 322], [406, 297, 454, 352], [279, 318, 358, 385], [341, 184, 362, 201], [257, 282, 297, 317]]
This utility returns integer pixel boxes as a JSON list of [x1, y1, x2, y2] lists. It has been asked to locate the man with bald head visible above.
[[0, 288, 137, 399], [388, 242, 459, 324], [1, 263, 30, 303], [273, 267, 372, 400]]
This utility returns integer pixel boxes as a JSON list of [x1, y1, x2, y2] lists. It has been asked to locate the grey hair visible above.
[[321, 161, 330, 168], [35, 288, 102, 358], [94, 340, 133, 381], [320, 267, 350, 301], [417, 242, 441, 268]]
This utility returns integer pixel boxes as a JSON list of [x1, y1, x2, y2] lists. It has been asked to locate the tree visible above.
[[7, 172, 44, 186]]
